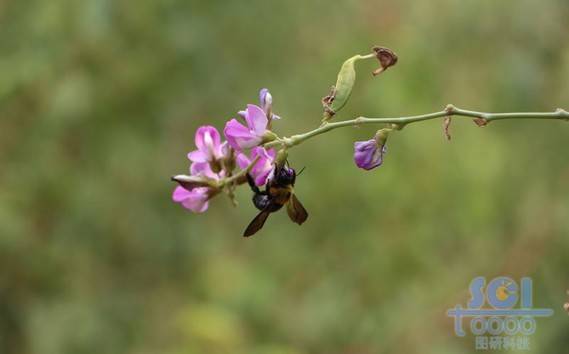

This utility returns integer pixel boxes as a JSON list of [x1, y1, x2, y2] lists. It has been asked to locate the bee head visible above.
[[274, 165, 296, 186]]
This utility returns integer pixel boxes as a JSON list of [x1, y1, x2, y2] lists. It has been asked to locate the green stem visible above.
[[264, 106, 569, 149], [219, 155, 260, 187]]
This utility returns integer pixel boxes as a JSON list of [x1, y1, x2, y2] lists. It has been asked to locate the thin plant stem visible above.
[[264, 106, 569, 149]]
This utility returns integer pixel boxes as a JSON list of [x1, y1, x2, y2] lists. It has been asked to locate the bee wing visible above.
[[243, 209, 271, 237], [286, 193, 308, 225]]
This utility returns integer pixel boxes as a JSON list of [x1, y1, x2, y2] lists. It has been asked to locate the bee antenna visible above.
[[296, 166, 306, 176]]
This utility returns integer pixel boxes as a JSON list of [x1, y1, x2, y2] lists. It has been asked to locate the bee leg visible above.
[[246, 173, 261, 194], [247, 173, 270, 211]]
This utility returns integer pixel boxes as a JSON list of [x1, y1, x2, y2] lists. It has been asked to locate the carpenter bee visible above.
[[243, 164, 308, 237]]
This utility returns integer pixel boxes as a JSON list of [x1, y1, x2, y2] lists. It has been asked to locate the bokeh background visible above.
[[1, 0, 568, 353]]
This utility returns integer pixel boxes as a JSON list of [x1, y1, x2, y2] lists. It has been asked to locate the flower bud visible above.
[[259, 88, 281, 130], [260, 88, 273, 115], [261, 130, 278, 144], [353, 128, 390, 171], [353, 140, 387, 171]]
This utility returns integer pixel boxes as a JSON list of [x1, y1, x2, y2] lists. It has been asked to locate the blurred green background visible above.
[[1, 0, 568, 353]]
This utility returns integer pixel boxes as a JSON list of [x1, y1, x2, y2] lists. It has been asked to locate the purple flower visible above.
[[236, 147, 276, 186], [172, 162, 222, 213], [187, 126, 226, 163], [354, 139, 387, 170], [224, 104, 269, 151]]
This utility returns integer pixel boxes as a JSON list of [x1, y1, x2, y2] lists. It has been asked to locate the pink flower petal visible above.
[[236, 153, 251, 169], [266, 148, 277, 159], [182, 199, 209, 213], [180, 187, 210, 213], [224, 118, 261, 150], [187, 150, 208, 163], [242, 147, 276, 186], [245, 104, 268, 136], [254, 167, 272, 186], [195, 126, 221, 152], [220, 141, 231, 158], [190, 162, 219, 180], [172, 186, 192, 202], [251, 146, 274, 160]]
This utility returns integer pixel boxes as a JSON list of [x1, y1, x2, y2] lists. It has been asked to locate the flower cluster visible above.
[[172, 89, 279, 213], [172, 86, 391, 214]]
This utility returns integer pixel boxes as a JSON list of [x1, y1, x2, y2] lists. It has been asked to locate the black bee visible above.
[[243, 164, 308, 237]]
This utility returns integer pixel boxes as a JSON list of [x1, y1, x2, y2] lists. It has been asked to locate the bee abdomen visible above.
[[252, 194, 271, 211]]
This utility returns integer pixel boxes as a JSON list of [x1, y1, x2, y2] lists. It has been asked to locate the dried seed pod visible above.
[[372, 46, 398, 76]]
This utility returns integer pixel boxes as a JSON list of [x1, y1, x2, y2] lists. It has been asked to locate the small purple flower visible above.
[[172, 161, 222, 213], [236, 146, 276, 186], [354, 139, 387, 170], [187, 126, 225, 163], [224, 104, 269, 151]]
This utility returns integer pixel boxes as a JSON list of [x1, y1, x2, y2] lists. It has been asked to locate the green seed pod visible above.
[[322, 55, 361, 122]]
